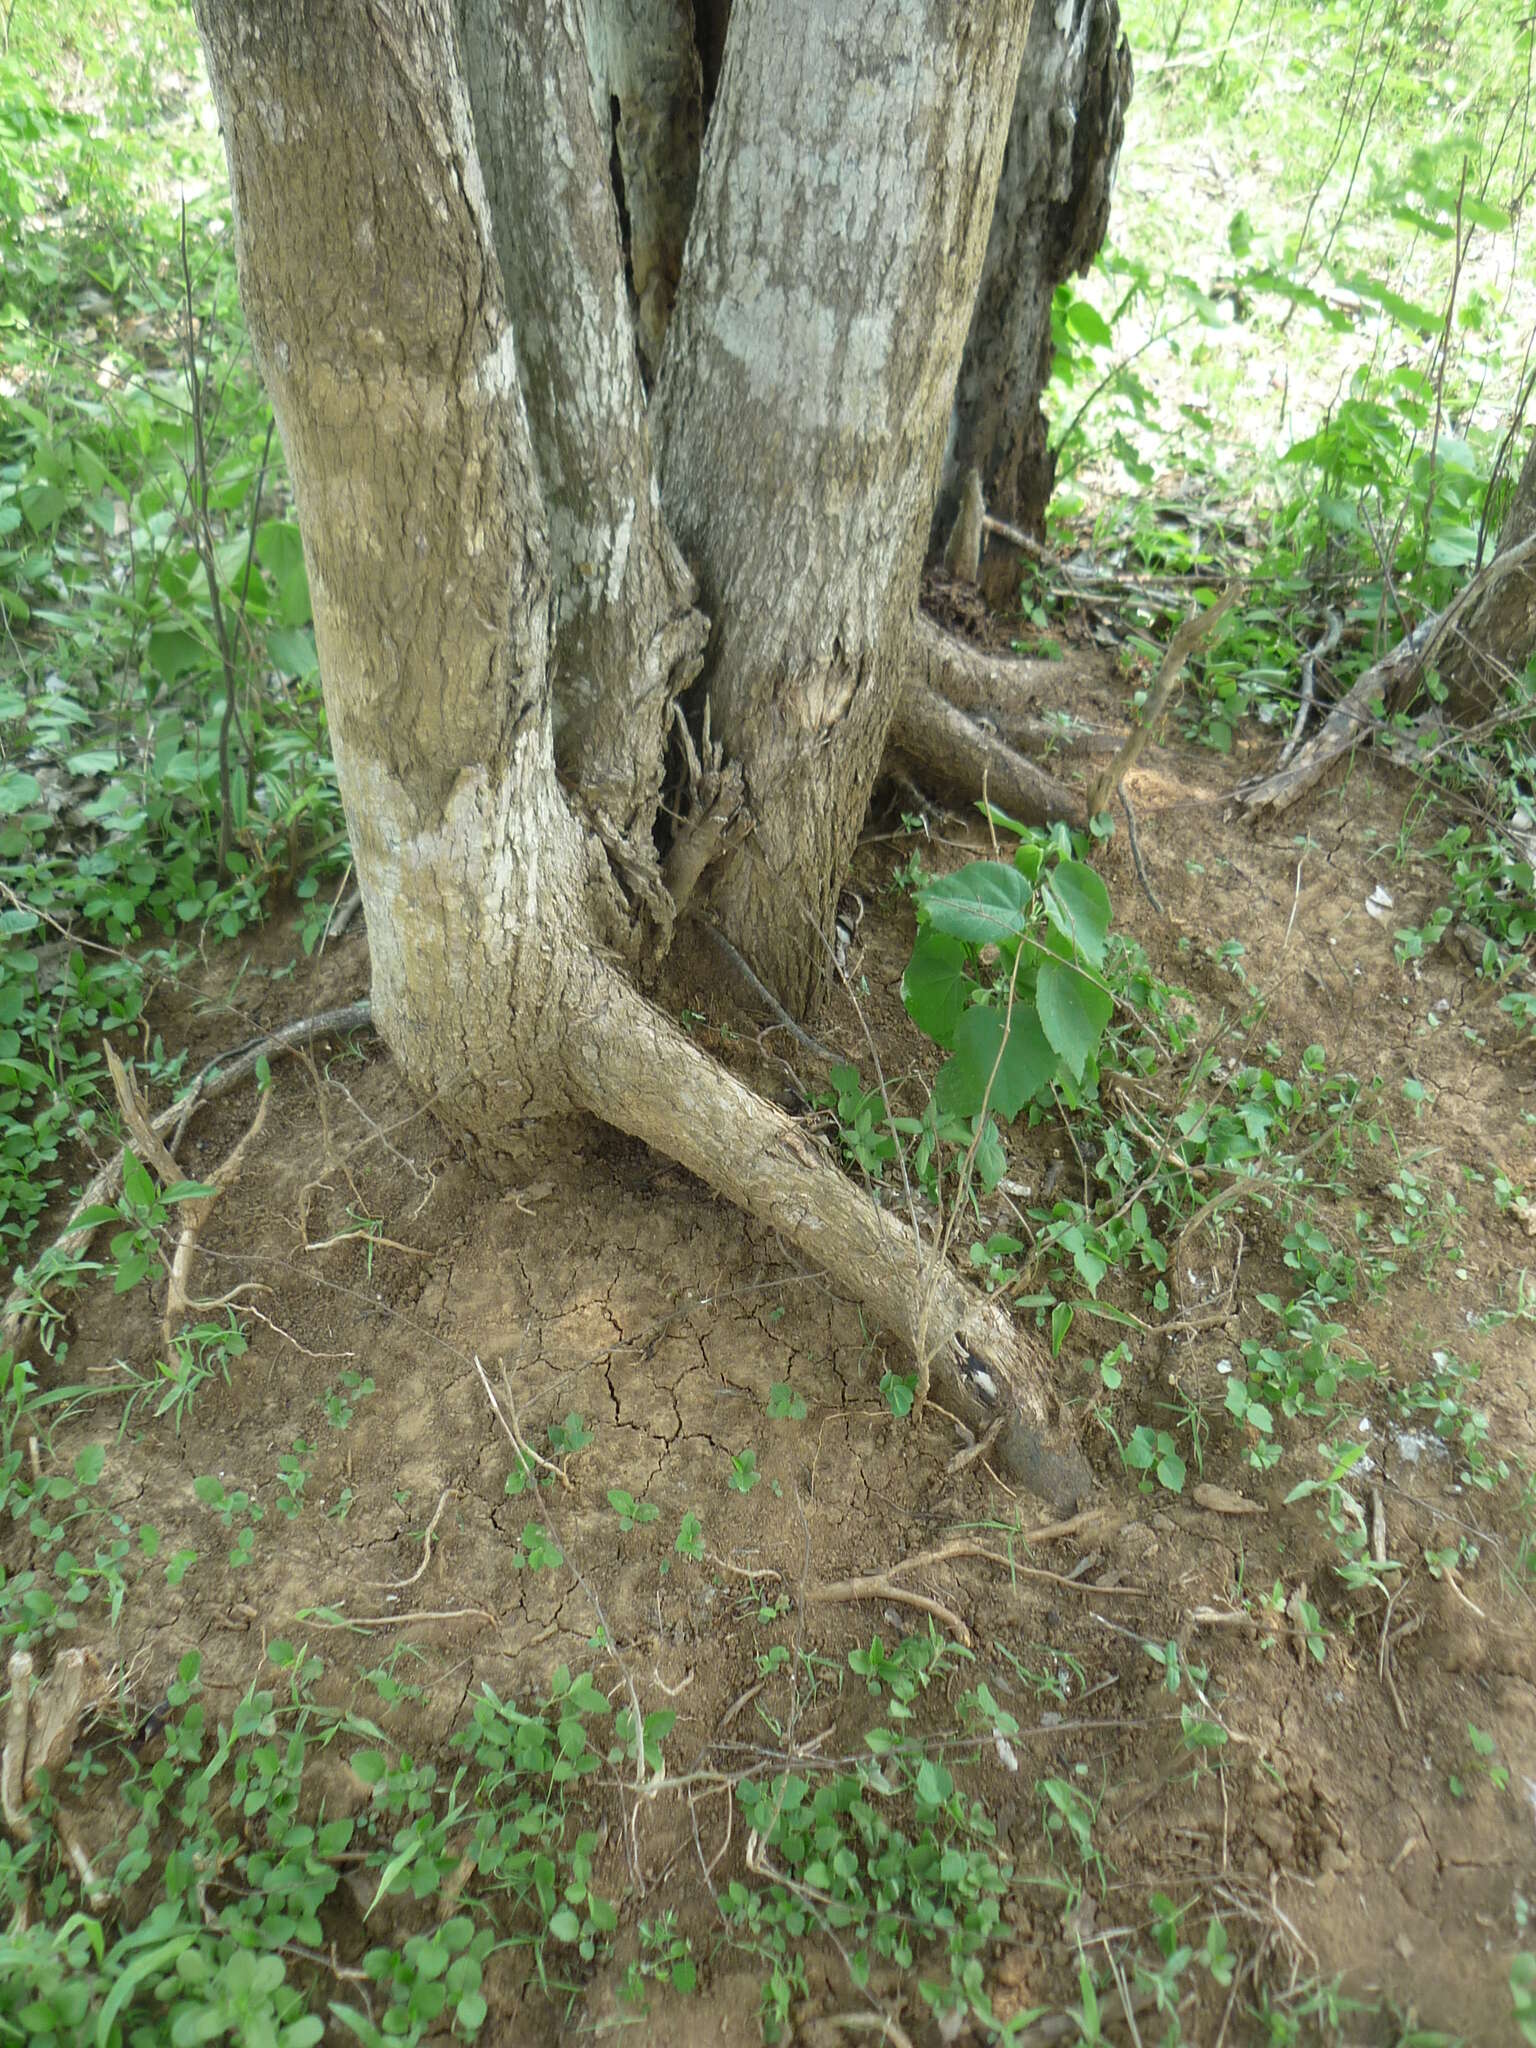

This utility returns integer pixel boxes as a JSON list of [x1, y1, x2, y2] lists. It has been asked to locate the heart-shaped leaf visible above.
[[916, 861, 1031, 945], [1042, 859, 1111, 967], [1036, 956, 1113, 1080], [901, 930, 969, 1049], [933, 1001, 1055, 1122]]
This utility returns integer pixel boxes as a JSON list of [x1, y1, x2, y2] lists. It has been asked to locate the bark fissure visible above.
[[456, 0, 707, 929]]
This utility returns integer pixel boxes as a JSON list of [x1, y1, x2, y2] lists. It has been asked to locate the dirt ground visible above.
[[13, 628, 1536, 2044]]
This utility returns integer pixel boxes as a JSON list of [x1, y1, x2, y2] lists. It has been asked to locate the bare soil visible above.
[[14, 634, 1536, 2044]]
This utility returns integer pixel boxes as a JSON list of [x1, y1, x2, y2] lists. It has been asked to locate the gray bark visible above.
[[193, 0, 618, 1135], [656, 1, 1039, 1018], [896, 619, 1089, 831], [191, 0, 1080, 1495], [934, 0, 1133, 601]]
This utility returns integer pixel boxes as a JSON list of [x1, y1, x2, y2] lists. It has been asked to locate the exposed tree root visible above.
[[564, 962, 1091, 1506], [909, 610, 1120, 759], [807, 1512, 1121, 1644], [892, 673, 1087, 830], [897, 617, 1089, 829], [106, 1042, 272, 1350]]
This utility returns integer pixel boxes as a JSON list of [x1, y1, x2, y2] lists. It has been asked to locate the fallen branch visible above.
[[697, 919, 838, 1064], [1118, 788, 1164, 916], [981, 511, 1053, 562], [1087, 585, 1240, 816], [1276, 608, 1342, 769], [1237, 531, 1536, 814], [1234, 641, 1419, 815], [1, 1001, 373, 1357], [106, 1042, 272, 1350]]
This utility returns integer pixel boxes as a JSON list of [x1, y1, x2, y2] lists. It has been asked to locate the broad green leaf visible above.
[[1042, 859, 1111, 966], [1342, 269, 1439, 337], [933, 1002, 1055, 1122], [1426, 528, 1478, 567], [267, 624, 319, 678], [0, 769, 42, 816], [122, 1150, 157, 1210], [147, 625, 206, 684], [915, 861, 1031, 945], [255, 519, 312, 626], [976, 799, 1032, 838], [0, 1056, 49, 1087], [1036, 956, 1112, 1080], [1065, 299, 1112, 349], [901, 930, 969, 1048], [215, 531, 265, 600], [19, 481, 70, 531]]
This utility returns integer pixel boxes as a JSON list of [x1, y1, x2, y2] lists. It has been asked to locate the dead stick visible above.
[[1, 1001, 372, 1352], [1088, 585, 1241, 815], [808, 1578, 970, 1643]]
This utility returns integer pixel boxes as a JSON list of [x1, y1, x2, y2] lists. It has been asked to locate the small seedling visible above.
[[727, 1449, 761, 1494], [606, 1488, 659, 1532]]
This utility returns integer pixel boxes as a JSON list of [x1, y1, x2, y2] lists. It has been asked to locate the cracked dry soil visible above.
[[17, 651, 1536, 2045]]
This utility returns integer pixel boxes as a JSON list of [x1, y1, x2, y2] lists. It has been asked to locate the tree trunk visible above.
[[933, 0, 1133, 605], [655, 2, 1038, 1019], [1431, 430, 1536, 727], [192, 0, 1084, 1502]]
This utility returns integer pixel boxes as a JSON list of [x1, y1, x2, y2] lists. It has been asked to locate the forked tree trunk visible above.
[[192, 0, 1086, 1502], [934, 0, 1133, 605]]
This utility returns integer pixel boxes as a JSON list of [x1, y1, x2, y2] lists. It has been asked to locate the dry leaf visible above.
[[1193, 1482, 1264, 1516]]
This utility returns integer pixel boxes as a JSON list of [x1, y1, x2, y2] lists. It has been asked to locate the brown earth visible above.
[[9, 631, 1535, 2045]]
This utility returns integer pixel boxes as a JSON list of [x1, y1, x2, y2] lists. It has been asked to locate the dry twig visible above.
[[1088, 585, 1241, 815], [1, 1002, 372, 1355]]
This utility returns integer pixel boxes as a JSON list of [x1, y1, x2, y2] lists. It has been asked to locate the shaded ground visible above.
[[11, 632, 1536, 2044]]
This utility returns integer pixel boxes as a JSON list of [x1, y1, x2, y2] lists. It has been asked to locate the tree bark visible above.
[[892, 677, 1089, 832], [908, 610, 1122, 758], [655, 1, 1039, 1019], [457, 0, 706, 936], [1431, 430, 1536, 728], [934, 0, 1133, 605], [192, 0, 1080, 1498]]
